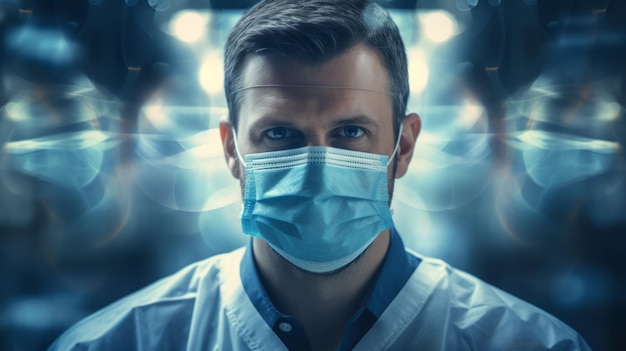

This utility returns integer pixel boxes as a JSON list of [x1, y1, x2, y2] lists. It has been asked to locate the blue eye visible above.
[[265, 127, 294, 140], [339, 126, 365, 138]]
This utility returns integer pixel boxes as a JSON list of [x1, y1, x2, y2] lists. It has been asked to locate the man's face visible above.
[[231, 44, 399, 191], [220, 42, 421, 273]]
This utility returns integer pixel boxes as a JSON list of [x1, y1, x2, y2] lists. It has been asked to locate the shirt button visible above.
[[278, 322, 292, 333]]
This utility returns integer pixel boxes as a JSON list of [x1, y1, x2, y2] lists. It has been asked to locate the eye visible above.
[[338, 126, 365, 138], [265, 127, 294, 140]]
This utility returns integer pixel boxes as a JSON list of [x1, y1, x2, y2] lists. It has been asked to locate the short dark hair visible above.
[[223, 0, 409, 135]]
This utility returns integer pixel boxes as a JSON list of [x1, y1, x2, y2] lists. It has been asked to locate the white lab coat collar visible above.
[[354, 250, 444, 349], [186, 248, 286, 351]]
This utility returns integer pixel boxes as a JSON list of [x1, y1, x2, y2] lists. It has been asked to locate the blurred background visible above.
[[0, 0, 624, 350]]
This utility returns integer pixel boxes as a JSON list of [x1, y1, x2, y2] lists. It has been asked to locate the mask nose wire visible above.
[[387, 123, 403, 167], [231, 128, 247, 168]]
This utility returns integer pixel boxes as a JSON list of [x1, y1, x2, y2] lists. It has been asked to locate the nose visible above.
[[304, 130, 330, 147]]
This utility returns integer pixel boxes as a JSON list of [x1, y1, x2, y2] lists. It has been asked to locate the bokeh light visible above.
[[199, 54, 224, 95], [407, 49, 429, 94], [170, 10, 208, 44], [420, 11, 458, 43]]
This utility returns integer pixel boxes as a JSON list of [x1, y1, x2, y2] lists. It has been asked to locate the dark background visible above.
[[1, 0, 624, 350]]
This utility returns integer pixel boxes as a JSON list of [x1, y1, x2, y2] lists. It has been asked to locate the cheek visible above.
[[236, 160, 247, 198]]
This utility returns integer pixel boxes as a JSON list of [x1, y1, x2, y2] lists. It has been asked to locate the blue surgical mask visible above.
[[233, 129, 401, 273]]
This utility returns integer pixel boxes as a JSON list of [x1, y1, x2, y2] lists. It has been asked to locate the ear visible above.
[[394, 113, 421, 179], [219, 117, 241, 180]]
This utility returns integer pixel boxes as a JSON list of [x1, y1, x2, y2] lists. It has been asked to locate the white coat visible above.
[[48, 247, 591, 350]]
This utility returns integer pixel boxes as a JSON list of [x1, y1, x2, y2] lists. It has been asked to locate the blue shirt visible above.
[[240, 228, 421, 351]]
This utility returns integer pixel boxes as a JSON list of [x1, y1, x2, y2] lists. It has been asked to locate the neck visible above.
[[252, 230, 390, 351]]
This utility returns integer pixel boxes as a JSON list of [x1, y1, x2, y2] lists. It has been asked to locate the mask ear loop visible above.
[[387, 123, 403, 167], [231, 128, 247, 168], [388, 123, 404, 214]]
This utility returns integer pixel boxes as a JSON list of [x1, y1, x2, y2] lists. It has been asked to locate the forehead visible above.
[[235, 44, 393, 130], [239, 44, 389, 91]]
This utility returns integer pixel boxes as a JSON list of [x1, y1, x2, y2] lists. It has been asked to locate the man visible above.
[[49, 0, 591, 350]]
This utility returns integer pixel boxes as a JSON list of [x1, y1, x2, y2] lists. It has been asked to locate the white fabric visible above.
[[48, 248, 591, 351]]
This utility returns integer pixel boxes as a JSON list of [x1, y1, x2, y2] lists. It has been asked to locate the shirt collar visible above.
[[240, 240, 282, 327], [362, 226, 421, 317], [239, 228, 420, 348]]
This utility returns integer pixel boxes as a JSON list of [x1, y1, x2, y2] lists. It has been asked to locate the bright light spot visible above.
[[458, 99, 485, 128], [597, 102, 621, 122], [420, 11, 458, 43], [5, 102, 28, 122], [407, 50, 429, 94], [5, 131, 110, 153], [142, 102, 172, 131], [518, 130, 619, 153], [200, 54, 224, 95], [170, 11, 207, 44]]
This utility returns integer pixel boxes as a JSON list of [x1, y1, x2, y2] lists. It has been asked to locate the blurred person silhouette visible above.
[[48, 0, 591, 350]]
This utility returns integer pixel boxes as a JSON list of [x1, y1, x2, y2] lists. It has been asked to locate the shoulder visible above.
[[47, 248, 246, 351], [403, 250, 591, 350]]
